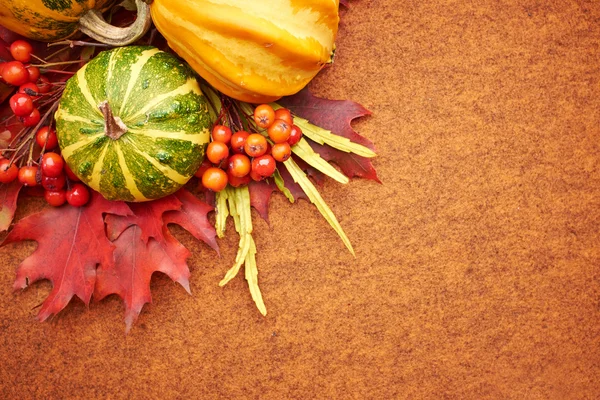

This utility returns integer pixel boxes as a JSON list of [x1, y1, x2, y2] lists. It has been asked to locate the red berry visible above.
[[9, 93, 34, 116], [66, 183, 90, 207], [18, 82, 40, 96], [230, 131, 250, 154], [2, 61, 29, 86], [249, 169, 264, 182], [0, 159, 18, 183], [36, 126, 58, 150], [206, 141, 230, 165], [227, 171, 251, 187], [41, 152, 64, 177], [251, 155, 276, 178], [227, 154, 251, 178], [274, 108, 293, 125], [194, 158, 212, 179], [253, 104, 276, 129], [288, 124, 303, 146], [41, 174, 66, 191], [9, 40, 33, 63], [37, 76, 52, 93], [18, 165, 39, 186], [267, 119, 291, 143], [201, 167, 228, 192], [26, 66, 40, 83], [20, 107, 40, 127], [211, 125, 232, 143], [244, 133, 268, 157], [271, 142, 292, 162], [44, 190, 67, 207]]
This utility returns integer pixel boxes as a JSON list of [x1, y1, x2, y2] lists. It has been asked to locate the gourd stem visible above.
[[78, 0, 152, 46], [99, 101, 128, 140]]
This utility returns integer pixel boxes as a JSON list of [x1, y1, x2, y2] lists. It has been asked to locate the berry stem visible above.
[[40, 69, 76, 75], [47, 40, 112, 48], [31, 60, 83, 68], [8, 102, 58, 165]]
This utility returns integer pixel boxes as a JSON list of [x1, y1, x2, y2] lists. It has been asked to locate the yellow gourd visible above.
[[150, 0, 339, 103]]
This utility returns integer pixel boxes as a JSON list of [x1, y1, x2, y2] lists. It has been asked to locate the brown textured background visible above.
[[1, 0, 600, 398]]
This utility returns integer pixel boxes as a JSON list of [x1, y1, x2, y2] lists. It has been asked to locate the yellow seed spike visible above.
[[215, 190, 229, 239], [219, 186, 253, 286], [284, 157, 355, 256], [244, 236, 266, 316], [291, 138, 349, 184]]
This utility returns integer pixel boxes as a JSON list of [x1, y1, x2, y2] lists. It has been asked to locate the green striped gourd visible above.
[[55, 46, 211, 202]]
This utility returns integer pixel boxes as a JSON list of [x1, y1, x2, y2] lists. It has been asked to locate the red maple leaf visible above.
[[0, 180, 23, 232], [279, 88, 380, 183], [101, 189, 217, 330], [1, 191, 132, 321]]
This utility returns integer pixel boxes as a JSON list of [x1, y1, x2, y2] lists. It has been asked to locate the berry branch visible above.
[[0, 38, 91, 206]]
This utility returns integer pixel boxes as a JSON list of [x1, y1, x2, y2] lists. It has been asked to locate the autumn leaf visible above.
[[105, 195, 181, 243], [163, 189, 218, 253], [2, 191, 132, 321], [248, 180, 279, 223], [95, 224, 192, 332], [102, 189, 217, 330], [0, 180, 23, 233], [279, 88, 380, 182]]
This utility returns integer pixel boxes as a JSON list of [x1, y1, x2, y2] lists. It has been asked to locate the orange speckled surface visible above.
[[1, 1, 600, 398]]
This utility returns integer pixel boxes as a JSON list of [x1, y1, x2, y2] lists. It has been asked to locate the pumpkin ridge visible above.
[[127, 128, 208, 142], [118, 48, 161, 117], [87, 142, 111, 191], [125, 140, 189, 185], [127, 79, 201, 121], [60, 132, 104, 160], [75, 65, 103, 117], [55, 112, 103, 126], [113, 141, 148, 202]]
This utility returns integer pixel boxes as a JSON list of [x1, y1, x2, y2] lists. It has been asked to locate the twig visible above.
[[48, 40, 112, 48]]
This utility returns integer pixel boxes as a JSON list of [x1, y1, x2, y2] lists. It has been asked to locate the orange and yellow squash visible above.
[[150, 0, 340, 103]]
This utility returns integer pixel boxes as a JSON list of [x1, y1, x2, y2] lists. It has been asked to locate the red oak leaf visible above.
[[0, 180, 23, 232], [95, 224, 191, 332], [101, 189, 216, 329], [163, 189, 218, 252], [1, 191, 132, 321], [279, 88, 380, 182], [248, 180, 279, 223], [105, 195, 181, 242]]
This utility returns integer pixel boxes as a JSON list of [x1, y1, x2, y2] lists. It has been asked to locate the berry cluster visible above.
[[0, 138, 89, 207], [1, 40, 53, 128], [0, 39, 91, 207], [197, 104, 303, 192]]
